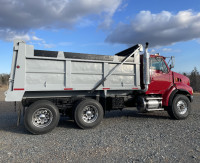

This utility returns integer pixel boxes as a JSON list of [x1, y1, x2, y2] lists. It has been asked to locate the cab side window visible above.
[[150, 57, 169, 73]]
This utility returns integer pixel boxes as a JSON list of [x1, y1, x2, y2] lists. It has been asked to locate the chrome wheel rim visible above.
[[32, 108, 53, 128], [82, 105, 98, 123], [177, 100, 187, 115]]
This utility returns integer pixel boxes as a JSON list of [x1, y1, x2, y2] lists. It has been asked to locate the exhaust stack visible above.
[[143, 42, 150, 92]]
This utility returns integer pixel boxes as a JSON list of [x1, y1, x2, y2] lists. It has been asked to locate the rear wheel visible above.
[[24, 100, 60, 134], [167, 94, 191, 120], [74, 99, 104, 129]]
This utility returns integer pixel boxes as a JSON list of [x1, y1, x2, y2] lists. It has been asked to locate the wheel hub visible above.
[[177, 100, 187, 115], [32, 108, 53, 128], [86, 110, 92, 117], [39, 114, 46, 119], [82, 105, 98, 123]]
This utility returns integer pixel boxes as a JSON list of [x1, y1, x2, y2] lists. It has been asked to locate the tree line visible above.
[[183, 67, 200, 92], [0, 67, 199, 91]]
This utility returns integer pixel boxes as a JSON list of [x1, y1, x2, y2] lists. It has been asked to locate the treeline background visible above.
[[0, 74, 9, 87], [183, 67, 200, 92], [0, 67, 200, 92]]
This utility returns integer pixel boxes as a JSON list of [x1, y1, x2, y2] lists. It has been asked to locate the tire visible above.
[[70, 98, 86, 119], [74, 99, 104, 129], [167, 94, 191, 120], [24, 100, 60, 134]]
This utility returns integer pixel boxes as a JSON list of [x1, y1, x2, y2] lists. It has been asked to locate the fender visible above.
[[162, 85, 176, 106], [163, 83, 193, 107], [175, 83, 193, 95]]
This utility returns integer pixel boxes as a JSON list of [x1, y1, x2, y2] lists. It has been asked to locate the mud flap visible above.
[[15, 102, 23, 126]]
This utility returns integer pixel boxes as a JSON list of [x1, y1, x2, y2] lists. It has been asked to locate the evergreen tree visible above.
[[189, 67, 200, 92]]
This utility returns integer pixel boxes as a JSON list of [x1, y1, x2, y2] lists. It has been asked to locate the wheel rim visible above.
[[82, 105, 98, 123], [32, 108, 53, 128], [177, 100, 187, 115]]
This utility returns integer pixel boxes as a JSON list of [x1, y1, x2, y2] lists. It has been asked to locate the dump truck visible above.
[[5, 40, 193, 134]]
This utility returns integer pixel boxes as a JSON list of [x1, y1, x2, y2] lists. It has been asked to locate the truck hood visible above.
[[173, 72, 190, 86]]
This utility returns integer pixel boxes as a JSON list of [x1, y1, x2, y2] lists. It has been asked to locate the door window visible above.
[[150, 57, 169, 73]]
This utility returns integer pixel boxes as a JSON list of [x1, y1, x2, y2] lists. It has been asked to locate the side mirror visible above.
[[169, 56, 175, 69]]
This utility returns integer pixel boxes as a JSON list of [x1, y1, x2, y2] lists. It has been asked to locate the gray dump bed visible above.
[[5, 40, 143, 101]]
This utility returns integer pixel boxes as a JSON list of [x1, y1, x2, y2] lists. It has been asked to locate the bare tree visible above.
[[0, 74, 10, 86]]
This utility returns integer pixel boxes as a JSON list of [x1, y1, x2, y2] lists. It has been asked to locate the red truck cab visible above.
[[138, 54, 193, 120]]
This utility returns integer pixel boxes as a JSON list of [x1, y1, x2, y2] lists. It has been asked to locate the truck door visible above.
[[146, 57, 173, 94]]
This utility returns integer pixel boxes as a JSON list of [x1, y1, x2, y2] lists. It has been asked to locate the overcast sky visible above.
[[0, 0, 200, 73]]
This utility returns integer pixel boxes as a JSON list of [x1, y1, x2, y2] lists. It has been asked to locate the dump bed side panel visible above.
[[25, 59, 140, 91]]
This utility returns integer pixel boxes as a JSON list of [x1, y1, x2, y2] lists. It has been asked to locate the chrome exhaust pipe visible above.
[[143, 42, 150, 92]]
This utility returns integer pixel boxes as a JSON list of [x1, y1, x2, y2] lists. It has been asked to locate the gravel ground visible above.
[[0, 91, 199, 163]]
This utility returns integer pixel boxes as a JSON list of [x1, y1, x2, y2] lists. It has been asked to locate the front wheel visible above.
[[74, 99, 104, 129], [24, 100, 60, 134], [167, 94, 191, 120]]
